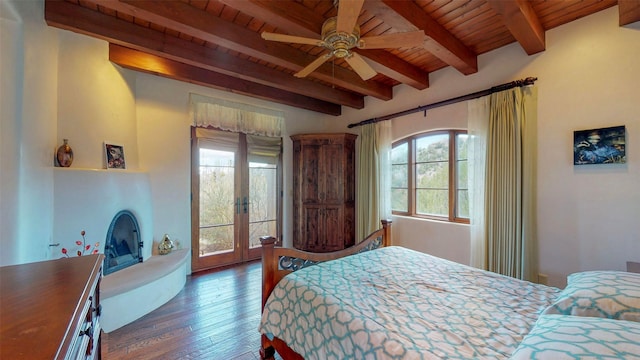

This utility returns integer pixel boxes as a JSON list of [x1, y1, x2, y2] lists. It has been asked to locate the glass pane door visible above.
[[194, 147, 242, 269], [247, 161, 278, 259], [192, 128, 281, 271]]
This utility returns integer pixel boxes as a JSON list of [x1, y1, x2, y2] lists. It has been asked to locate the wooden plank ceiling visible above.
[[44, 0, 634, 116]]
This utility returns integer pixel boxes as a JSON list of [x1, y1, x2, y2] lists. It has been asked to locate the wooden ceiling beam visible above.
[[487, 0, 545, 55], [619, 0, 640, 26], [86, 0, 391, 100], [355, 49, 429, 90], [109, 44, 342, 115], [220, 0, 429, 90], [216, 0, 323, 38], [44, 0, 363, 110], [376, 0, 478, 76]]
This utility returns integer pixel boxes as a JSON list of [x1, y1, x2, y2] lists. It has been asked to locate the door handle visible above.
[[243, 197, 249, 213]]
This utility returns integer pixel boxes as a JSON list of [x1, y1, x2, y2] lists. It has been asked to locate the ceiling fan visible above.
[[261, 0, 425, 81]]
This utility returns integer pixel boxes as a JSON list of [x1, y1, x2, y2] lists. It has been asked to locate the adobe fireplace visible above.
[[104, 210, 143, 275]]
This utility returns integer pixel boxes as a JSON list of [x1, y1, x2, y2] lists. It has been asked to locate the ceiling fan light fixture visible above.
[[321, 16, 359, 58], [260, 0, 386, 81]]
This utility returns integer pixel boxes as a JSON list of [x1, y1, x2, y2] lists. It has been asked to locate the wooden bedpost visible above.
[[381, 219, 392, 247], [260, 236, 277, 311], [260, 236, 278, 360]]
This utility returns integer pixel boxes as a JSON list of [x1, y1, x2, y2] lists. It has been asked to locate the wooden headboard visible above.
[[259, 219, 392, 310]]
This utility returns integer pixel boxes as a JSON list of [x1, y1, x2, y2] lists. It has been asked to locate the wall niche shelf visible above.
[[54, 167, 147, 174]]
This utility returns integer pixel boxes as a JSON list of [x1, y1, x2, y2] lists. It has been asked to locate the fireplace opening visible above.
[[104, 210, 143, 275]]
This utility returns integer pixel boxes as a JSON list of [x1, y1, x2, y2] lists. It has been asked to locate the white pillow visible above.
[[543, 271, 640, 322]]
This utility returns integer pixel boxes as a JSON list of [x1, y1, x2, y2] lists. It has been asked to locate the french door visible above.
[[191, 127, 281, 271]]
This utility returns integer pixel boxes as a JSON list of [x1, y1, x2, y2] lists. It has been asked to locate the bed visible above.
[[258, 220, 640, 359]]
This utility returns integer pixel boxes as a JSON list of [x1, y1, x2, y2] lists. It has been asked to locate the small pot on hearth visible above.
[[158, 234, 174, 255]]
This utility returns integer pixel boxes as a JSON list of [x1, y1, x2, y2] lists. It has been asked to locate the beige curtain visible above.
[[468, 96, 490, 270], [190, 93, 283, 137], [484, 86, 538, 281], [356, 121, 392, 241]]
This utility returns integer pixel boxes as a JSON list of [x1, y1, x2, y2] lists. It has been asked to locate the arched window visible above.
[[391, 130, 469, 223]]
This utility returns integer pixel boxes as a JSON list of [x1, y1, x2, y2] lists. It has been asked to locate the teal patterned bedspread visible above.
[[510, 314, 640, 359], [259, 246, 561, 359]]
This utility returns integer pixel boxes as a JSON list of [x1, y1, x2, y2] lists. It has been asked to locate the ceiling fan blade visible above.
[[261, 32, 323, 46], [345, 52, 377, 80], [336, 0, 365, 33], [295, 53, 333, 78], [359, 30, 426, 49]]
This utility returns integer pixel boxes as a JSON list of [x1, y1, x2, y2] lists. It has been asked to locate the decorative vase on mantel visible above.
[[56, 139, 74, 167], [158, 234, 175, 255]]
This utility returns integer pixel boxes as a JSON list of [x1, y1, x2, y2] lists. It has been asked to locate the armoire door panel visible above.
[[301, 205, 321, 251], [323, 206, 344, 251], [301, 145, 321, 203], [345, 140, 356, 202], [323, 144, 345, 204], [344, 202, 356, 248]]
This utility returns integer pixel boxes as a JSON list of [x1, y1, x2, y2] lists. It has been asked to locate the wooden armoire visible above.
[[291, 133, 357, 252]]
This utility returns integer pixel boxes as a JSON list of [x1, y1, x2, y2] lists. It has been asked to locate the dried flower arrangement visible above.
[[62, 230, 100, 257]]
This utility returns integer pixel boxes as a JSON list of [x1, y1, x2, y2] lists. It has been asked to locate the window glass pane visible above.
[[391, 164, 408, 187], [391, 189, 408, 212], [457, 159, 468, 189], [198, 226, 234, 256], [199, 148, 235, 256], [249, 162, 277, 249], [416, 189, 448, 216], [391, 143, 409, 213], [416, 134, 449, 162], [457, 189, 469, 218], [391, 142, 408, 164], [416, 162, 448, 188], [456, 133, 469, 219], [391, 130, 468, 222], [456, 134, 468, 160]]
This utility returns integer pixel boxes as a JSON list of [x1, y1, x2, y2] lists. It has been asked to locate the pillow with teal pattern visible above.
[[543, 271, 640, 322], [510, 314, 640, 359]]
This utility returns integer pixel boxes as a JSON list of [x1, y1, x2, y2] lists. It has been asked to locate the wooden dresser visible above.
[[0, 254, 104, 360], [291, 133, 357, 252]]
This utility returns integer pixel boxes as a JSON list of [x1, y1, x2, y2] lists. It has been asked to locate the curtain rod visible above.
[[347, 77, 537, 128]]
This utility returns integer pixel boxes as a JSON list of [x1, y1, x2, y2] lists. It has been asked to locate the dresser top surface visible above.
[[0, 254, 103, 359]]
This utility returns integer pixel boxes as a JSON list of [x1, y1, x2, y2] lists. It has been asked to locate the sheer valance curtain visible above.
[[356, 121, 392, 241], [468, 86, 538, 281], [189, 93, 284, 137]]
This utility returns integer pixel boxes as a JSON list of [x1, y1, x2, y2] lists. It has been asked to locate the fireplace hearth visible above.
[[104, 210, 143, 275]]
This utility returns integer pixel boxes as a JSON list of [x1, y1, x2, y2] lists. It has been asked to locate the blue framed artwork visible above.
[[573, 125, 626, 165]]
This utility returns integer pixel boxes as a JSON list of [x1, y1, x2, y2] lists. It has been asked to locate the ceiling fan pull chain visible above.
[[332, 58, 335, 89]]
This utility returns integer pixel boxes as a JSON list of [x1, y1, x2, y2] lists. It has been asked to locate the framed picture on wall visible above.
[[104, 142, 126, 169], [573, 125, 626, 165]]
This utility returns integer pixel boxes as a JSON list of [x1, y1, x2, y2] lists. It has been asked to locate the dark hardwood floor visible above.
[[102, 260, 277, 360]]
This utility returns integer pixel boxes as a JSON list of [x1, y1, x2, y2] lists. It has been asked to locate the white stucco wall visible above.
[[56, 31, 137, 170], [1, 1, 22, 265], [1, 0, 57, 265]]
